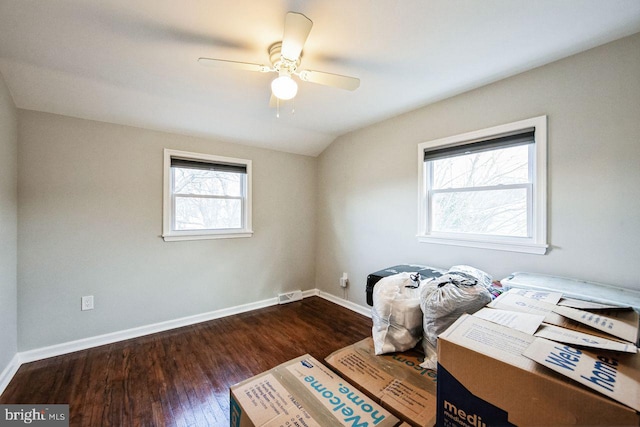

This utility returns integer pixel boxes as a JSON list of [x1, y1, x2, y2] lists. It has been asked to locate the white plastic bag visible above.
[[372, 272, 424, 355], [420, 265, 493, 369]]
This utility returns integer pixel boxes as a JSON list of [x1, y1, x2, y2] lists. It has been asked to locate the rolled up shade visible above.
[[171, 157, 247, 174], [424, 129, 534, 162]]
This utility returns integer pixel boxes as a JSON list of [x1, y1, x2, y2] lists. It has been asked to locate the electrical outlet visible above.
[[340, 272, 349, 288], [81, 295, 94, 311]]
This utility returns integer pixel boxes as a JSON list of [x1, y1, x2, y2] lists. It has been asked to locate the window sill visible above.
[[417, 235, 547, 255], [163, 230, 253, 242]]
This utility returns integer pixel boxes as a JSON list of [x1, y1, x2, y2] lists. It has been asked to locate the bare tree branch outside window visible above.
[[173, 168, 243, 230], [430, 145, 530, 237]]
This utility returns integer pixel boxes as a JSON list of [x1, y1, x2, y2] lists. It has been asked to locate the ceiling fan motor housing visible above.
[[269, 42, 300, 75]]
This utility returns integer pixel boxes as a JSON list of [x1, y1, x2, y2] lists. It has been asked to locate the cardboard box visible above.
[[325, 338, 437, 427], [230, 354, 401, 427], [474, 306, 638, 353], [437, 314, 640, 426], [488, 290, 640, 345]]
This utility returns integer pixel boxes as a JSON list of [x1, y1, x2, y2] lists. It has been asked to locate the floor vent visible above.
[[278, 290, 303, 304]]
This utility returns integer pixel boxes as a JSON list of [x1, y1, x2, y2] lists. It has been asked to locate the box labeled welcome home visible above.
[[325, 337, 438, 427], [230, 354, 400, 427], [436, 314, 640, 427]]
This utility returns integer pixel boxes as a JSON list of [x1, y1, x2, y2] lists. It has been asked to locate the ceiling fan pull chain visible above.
[[291, 99, 295, 115], [276, 98, 280, 118]]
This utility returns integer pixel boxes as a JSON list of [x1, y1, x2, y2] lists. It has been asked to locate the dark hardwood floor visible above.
[[0, 297, 372, 426]]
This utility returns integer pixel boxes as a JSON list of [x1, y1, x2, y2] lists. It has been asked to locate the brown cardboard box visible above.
[[437, 314, 640, 426], [229, 354, 401, 427], [488, 290, 640, 345], [325, 338, 437, 427]]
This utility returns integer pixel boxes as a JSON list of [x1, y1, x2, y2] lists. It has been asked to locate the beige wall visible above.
[[0, 71, 18, 371], [10, 31, 640, 353], [316, 32, 640, 307], [17, 111, 317, 350]]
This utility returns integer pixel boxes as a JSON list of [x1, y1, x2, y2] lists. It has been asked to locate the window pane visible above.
[[431, 188, 528, 237], [175, 197, 242, 230], [173, 168, 243, 197], [432, 144, 529, 189]]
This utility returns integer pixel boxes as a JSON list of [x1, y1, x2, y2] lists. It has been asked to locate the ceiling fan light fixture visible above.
[[271, 74, 298, 100], [199, 12, 360, 107]]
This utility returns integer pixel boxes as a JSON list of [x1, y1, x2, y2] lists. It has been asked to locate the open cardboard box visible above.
[[325, 338, 437, 427], [230, 354, 401, 427], [487, 288, 639, 346], [437, 313, 640, 426]]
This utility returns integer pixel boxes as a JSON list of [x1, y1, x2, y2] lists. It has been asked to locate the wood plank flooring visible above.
[[0, 296, 372, 426]]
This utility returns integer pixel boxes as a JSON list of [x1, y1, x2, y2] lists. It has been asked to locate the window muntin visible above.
[[417, 116, 547, 254], [163, 150, 252, 241]]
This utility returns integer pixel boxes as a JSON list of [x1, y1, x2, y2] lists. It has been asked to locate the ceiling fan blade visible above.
[[297, 70, 360, 91], [281, 12, 313, 61], [198, 57, 271, 73]]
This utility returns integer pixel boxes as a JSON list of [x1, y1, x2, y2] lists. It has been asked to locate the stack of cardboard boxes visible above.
[[436, 288, 640, 426], [231, 285, 640, 426]]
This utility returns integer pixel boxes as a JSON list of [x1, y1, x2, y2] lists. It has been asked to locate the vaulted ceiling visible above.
[[1, 1, 639, 156]]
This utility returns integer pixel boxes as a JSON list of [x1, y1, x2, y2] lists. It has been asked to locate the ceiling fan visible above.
[[198, 12, 360, 104]]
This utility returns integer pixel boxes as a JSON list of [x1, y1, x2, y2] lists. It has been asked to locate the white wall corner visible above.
[[317, 291, 372, 318], [0, 353, 21, 397], [301, 289, 320, 298]]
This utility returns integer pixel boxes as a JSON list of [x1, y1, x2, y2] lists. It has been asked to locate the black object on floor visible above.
[[366, 264, 444, 306]]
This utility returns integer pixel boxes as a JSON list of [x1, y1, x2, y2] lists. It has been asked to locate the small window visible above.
[[163, 149, 252, 241], [417, 116, 547, 254]]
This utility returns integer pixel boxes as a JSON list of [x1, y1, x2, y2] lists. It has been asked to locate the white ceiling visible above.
[[1, 1, 640, 156]]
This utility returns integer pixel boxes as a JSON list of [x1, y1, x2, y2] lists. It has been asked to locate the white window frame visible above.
[[162, 149, 253, 241], [417, 116, 548, 254]]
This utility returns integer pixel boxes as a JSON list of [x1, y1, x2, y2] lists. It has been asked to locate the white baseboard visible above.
[[19, 296, 280, 364], [1, 288, 369, 396], [318, 291, 372, 318], [0, 353, 21, 397], [301, 289, 320, 298]]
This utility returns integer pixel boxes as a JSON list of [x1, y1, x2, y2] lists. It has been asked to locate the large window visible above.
[[417, 116, 547, 254], [163, 149, 252, 241]]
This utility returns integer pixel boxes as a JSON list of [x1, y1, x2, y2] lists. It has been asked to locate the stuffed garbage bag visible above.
[[371, 272, 424, 355], [420, 265, 493, 369]]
